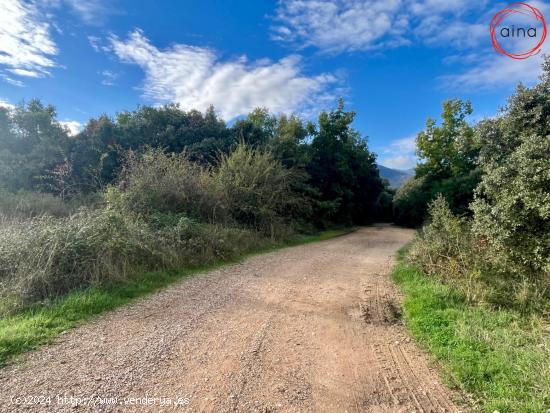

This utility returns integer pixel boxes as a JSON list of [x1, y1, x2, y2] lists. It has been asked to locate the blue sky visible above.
[[0, 0, 548, 169]]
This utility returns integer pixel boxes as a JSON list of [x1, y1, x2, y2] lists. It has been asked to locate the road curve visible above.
[[0, 225, 464, 412]]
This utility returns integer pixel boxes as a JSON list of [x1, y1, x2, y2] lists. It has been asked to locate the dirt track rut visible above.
[[0, 225, 465, 412]]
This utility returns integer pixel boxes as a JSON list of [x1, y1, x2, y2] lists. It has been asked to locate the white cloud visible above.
[[63, 0, 110, 24], [441, 54, 545, 90], [378, 135, 417, 170], [100, 69, 119, 86], [379, 155, 417, 170], [60, 120, 83, 136], [272, 0, 490, 53], [0, 98, 15, 110], [416, 18, 486, 48], [88, 35, 102, 52], [7, 68, 43, 78], [272, 0, 406, 53], [109, 29, 338, 119], [0, 74, 25, 87], [0, 0, 58, 84]]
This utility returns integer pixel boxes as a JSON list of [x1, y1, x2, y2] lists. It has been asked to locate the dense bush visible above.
[[401, 60, 550, 313], [393, 176, 430, 227], [107, 149, 223, 222], [409, 195, 549, 312], [471, 74, 550, 279], [0, 101, 69, 193], [0, 99, 389, 227], [408, 196, 486, 303], [216, 144, 296, 237], [0, 143, 301, 309]]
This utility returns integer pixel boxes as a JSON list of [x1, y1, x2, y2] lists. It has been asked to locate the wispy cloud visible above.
[[271, 0, 490, 53], [46, 0, 118, 25], [0, 74, 25, 87], [0, 0, 58, 85], [441, 1, 550, 89], [441, 54, 546, 90], [109, 29, 338, 119], [378, 135, 417, 170], [272, 0, 548, 89], [100, 69, 119, 86]]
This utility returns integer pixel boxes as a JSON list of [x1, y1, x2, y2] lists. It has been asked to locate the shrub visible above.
[[0, 209, 152, 306], [216, 144, 296, 237], [408, 195, 486, 303], [106, 149, 226, 223], [472, 131, 550, 278], [409, 196, 549, 312]]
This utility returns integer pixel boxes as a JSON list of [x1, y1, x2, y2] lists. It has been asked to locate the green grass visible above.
[[392, 250, 550, 413], [0, 228, 353, 367]]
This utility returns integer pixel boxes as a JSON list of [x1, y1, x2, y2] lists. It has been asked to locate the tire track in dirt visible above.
[[0, 225, 467, 412]]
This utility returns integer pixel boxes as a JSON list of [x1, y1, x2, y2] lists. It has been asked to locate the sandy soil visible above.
[[0, 225, 465, 412]]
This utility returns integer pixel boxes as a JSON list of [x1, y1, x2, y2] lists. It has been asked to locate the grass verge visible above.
[[392, 250, 550, 413], [0, 228, 354, 367]]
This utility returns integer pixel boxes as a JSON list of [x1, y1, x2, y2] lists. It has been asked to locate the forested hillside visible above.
[[376, 164, 413, 188]]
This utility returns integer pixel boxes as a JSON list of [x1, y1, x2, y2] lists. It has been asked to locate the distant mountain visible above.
[[376, 164, 414, 188]]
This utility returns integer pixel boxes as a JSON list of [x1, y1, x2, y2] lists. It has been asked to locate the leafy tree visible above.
[[416, 99, 478, 179], [394, 99, 481, 226], [307, 99, 384, 224], [0, 100, 69, 192]]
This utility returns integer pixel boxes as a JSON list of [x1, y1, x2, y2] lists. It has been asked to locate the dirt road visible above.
[[0, 226, 463, 412]]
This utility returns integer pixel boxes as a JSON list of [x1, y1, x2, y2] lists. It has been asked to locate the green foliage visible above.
[[393, 176, 430, 226], [393, 256, 550, 413], [0, 101, 69, 192], [394, 99, 481, 227], [0, 207, 259, 310], [416, 99, 478, 179], [409, 195, 548, 312], [408, 196, 485, 303], [471, 70, 550, 278], [107, 148, 223, 222], [1, 99, 387, 228], [307, 98, 384, 225], [216, 144, 297, 237]]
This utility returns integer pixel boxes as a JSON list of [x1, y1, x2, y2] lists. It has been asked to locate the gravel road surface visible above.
[[0, 225, 464, 412]]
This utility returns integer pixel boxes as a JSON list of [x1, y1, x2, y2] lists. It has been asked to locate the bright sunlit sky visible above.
[[0, 0, 548, 170]]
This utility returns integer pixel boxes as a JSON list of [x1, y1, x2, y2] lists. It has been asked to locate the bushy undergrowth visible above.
[[409, 196, 549, 313], [109, 145, 297, 236], [0, 146, 298, 312], [0, 207, 259, 311], [109, 149, 223, 221]]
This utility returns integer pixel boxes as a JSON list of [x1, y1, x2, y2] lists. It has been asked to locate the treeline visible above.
[[0, 98, 391, 309], [0, 99, 389, 226], [396, 60, 550, 312]]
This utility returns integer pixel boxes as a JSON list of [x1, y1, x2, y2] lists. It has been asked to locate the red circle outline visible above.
[[490, 2, 547, 60]]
